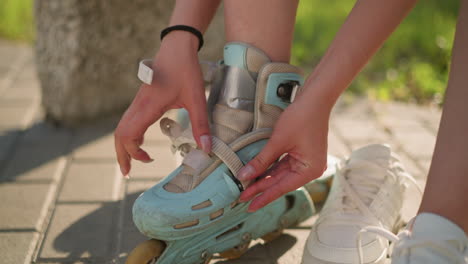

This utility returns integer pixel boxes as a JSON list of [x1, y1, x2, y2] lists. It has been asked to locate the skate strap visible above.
[[160, 117, 245, 187], [211, 136, 244, 176]]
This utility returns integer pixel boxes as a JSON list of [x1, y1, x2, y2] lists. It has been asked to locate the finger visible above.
[[186, 85, 211, 153], [240, 174, 281, 202], [122, 100, 166, 162], [237, 137, 286, 182], [114, 136, 131, 177], [248, 171, 294, 212], [123, 141, 153, 162]]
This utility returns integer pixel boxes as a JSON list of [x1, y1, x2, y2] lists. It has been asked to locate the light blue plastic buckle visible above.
[[265, 73, 304, 109]]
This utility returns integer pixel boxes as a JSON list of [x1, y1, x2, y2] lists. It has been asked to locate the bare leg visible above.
[[224, 0, 299, 62], [418, 0, 468, 232]]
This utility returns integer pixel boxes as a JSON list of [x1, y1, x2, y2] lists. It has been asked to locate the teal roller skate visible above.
[[127, 42, 335, 264]]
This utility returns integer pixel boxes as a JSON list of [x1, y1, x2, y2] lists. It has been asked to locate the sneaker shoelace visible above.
[[318, 157, 421, 227], [357, 226, 467, 264]]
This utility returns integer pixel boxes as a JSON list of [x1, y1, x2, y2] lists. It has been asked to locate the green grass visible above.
[[293, 0, 460, 105], [0, 0, 34, 41]]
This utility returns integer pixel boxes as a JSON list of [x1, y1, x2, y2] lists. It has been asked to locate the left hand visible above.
[[236, 97, 331, 212]]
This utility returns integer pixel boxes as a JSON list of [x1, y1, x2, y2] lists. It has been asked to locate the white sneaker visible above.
[[364, 213, 468, 264], [302, 144, 420, 264]]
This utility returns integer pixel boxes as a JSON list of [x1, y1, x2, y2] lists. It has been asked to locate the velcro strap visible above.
[[211, 136, 244, 176]]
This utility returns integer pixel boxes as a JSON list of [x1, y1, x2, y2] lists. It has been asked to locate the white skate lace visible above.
[[318, 158, 422, 227], [356, 226, 467, 264]]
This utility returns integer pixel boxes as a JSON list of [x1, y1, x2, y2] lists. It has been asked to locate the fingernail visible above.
[[142, 159, 154, 163], [120, 167, 127, 176], [237, 164, 255, 181], [200, 135, 211, 153], [124, 174, 130, 179], [247, 206, 257, 213], [238, 196, 246, 203]]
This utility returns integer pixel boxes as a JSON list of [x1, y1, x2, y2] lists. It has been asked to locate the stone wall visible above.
[[35, 0, 225, 126]]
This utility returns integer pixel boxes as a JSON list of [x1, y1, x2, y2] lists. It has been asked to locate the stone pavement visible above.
[[0, 39, 442, 264]]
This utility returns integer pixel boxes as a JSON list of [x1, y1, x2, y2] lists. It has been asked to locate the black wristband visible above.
[[160, 25, 204, 51]]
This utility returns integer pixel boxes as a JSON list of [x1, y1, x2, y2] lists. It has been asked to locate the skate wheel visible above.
[[261, 228, 283, 243], [305, 182, 329, 204], [219, 241, 250, 260], [325, 177, 333, 189], [125, 239, 165, 264]]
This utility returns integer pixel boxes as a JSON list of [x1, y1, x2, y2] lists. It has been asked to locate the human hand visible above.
[[114, 32, 210, 177], [236, 97, 330, 212]]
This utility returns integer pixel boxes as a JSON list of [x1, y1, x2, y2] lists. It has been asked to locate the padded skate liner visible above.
[[254, 63, 303, 129]]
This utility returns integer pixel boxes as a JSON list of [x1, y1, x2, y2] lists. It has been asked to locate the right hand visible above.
[[114, 32, 211, 177]]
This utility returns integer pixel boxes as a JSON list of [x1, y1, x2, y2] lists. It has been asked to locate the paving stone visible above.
[[392, 128, 436, 161], [2, 75, 41, 102], [267, 229, 309, 264], [396, 150, 424, 179], [1, 124, 71, 182], [0, 105, 34, 131], [374, 102, 428, 130], [124, 181, 155, 227], [0, 41, 28, 70], [1, 155, 66, 183], [73, 135, 116, 160], [59, 162, 120, 202], [71, 117, 120, 160], [118, 181, 154, 261], [22, 121, 73, 145], [374, 101, 441, 134], [0, 129, 19, 164], [0, 183, 56, 230], [332, 117, 391, 150], [38, 203, 118, 261], [210, 258, 268, 264], [327, 130, 350, 157], [129, 143, 177, 179], [118, 226, 150, 262], [0, 232, 39, 264], [209, 241, 270, 264]]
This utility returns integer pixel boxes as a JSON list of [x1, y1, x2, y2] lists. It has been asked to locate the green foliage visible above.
[[0, 0, 34, 41], [293, 0, 459, 105]]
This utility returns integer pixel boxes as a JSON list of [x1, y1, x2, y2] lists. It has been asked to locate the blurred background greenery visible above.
[[0, 0, 460, 105], [293, 0, 459, 105], [0, 0, 33, 41]]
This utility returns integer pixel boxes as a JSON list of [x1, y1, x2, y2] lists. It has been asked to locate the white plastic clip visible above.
[[138, 59, 153, 85], [290, 84, 300, 103]]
